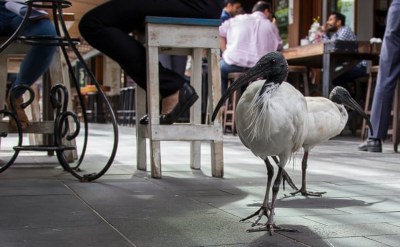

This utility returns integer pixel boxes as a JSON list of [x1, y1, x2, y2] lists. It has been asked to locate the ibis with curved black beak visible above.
[[212, 52, 308, 233]]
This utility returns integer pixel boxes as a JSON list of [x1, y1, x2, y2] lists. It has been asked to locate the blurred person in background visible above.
[[219, 1, 281, 95], [220, 0, 242, 23]]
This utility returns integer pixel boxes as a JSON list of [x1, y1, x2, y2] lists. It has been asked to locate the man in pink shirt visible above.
[[219, 1, 281, 94]]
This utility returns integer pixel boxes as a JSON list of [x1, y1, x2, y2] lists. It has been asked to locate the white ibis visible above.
[[290, 86, 373, 196], [212, 52, 308, 233]]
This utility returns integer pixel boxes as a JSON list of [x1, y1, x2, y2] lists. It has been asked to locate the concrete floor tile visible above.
[[0, 225, 133, 247], [305, 236, 391, 247], [0, 179, 68, 196], [367, 234, 400, 247], [0, 194, 102, 229]]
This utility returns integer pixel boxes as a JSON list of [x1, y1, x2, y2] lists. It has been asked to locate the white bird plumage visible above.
[[289, 86, 373, 196], [303, 96, 348, 150], [236, 81, 307, 161]]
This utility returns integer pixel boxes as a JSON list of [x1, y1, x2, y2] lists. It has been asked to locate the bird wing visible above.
[[235, 81, 308, 164], [303, 97, 347, 149]]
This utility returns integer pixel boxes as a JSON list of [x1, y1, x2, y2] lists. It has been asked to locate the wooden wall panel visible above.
[[288, 0, 322, 47]]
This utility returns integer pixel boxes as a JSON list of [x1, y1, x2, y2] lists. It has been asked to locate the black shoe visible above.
[[139, 115, 150, 125], [139, 83, 198, 125], [358, 138, 382, 152]]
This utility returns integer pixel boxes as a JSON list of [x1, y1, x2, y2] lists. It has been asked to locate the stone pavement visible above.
[[0, 124, 399, 247]]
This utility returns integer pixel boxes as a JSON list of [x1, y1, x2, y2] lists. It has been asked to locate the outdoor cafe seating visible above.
[[282, 40, 399, 151], [0, 0, 118, 181]]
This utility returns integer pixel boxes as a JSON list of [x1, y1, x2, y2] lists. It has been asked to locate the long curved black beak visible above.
[[342, 96, 374, 137], [211, 67, 264, 121]]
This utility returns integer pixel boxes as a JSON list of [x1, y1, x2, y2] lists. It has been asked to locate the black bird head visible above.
[[211, 52, 288, 121], [329, 86, 374, 136]]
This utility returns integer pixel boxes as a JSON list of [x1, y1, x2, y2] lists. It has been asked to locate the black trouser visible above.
[[79, 0, 222, 98]]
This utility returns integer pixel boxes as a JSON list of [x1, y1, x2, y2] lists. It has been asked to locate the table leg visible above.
[[322, 52, 332, 97]]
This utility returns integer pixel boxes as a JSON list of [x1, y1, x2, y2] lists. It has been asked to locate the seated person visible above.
[[219, 1, 281, 95], [79, 0, 223, 125], [220, 0, 242, 23], [0, 1, 56, 129], [322, 12, 367, 99]]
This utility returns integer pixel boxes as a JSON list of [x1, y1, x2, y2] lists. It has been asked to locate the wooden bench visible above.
[[135, 16, 224, 178]]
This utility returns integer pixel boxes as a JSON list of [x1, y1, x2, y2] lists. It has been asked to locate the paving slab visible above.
[[0, 225, 133, 247]]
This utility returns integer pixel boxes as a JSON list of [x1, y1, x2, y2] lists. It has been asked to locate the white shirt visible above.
[[219, 11, 281, 67]]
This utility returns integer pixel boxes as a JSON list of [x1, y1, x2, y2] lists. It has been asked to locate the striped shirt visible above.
[[323, 25, 356, 41]]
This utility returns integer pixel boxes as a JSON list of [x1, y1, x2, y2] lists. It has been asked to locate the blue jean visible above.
[[0, 3, 56, 98], [369, 1, 400, 139], [219, 59, 248, 95]]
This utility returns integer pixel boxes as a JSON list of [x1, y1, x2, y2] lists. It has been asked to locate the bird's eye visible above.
[[270, 59, 276, 64]]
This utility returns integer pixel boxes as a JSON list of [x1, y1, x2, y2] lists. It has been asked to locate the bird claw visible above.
[[240, 206, 269, 223]]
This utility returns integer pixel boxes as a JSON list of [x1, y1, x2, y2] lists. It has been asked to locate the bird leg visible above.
[[291, 151, 326, 197], [271, 156, 299, 191], [282, 169, 299, 191], [247, 167, 297, 234], [240, 158, 274, 225]]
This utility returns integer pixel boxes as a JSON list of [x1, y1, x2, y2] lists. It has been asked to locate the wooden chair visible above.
[[361, 65, 400, 152], [135, 16, 224, 178], [223, 72, 243, 135], [287, 65, 310, 96]]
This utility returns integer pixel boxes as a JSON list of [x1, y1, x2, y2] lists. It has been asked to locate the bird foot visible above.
[[246, 223, 298, 235], [290, 189, 326, 197], [240, 206, 269, 226]]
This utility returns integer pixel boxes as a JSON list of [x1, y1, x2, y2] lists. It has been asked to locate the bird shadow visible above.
[[246, 225, 334, 247], [243, 197, 387, 246], [250, 223, 367, 247], [245, 197, 386, 209]]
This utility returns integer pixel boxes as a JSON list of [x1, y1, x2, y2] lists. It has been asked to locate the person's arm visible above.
[[220, 36, 227, 52], [219, 21, 229, 53], [336, 26, 356, 41], [270, 22, 283, 51]]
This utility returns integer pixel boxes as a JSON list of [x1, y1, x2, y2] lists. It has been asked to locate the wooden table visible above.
[[282, 40, 381, 97]]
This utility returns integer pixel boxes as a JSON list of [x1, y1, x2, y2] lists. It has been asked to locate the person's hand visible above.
[[319, 23, 327, 34]]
